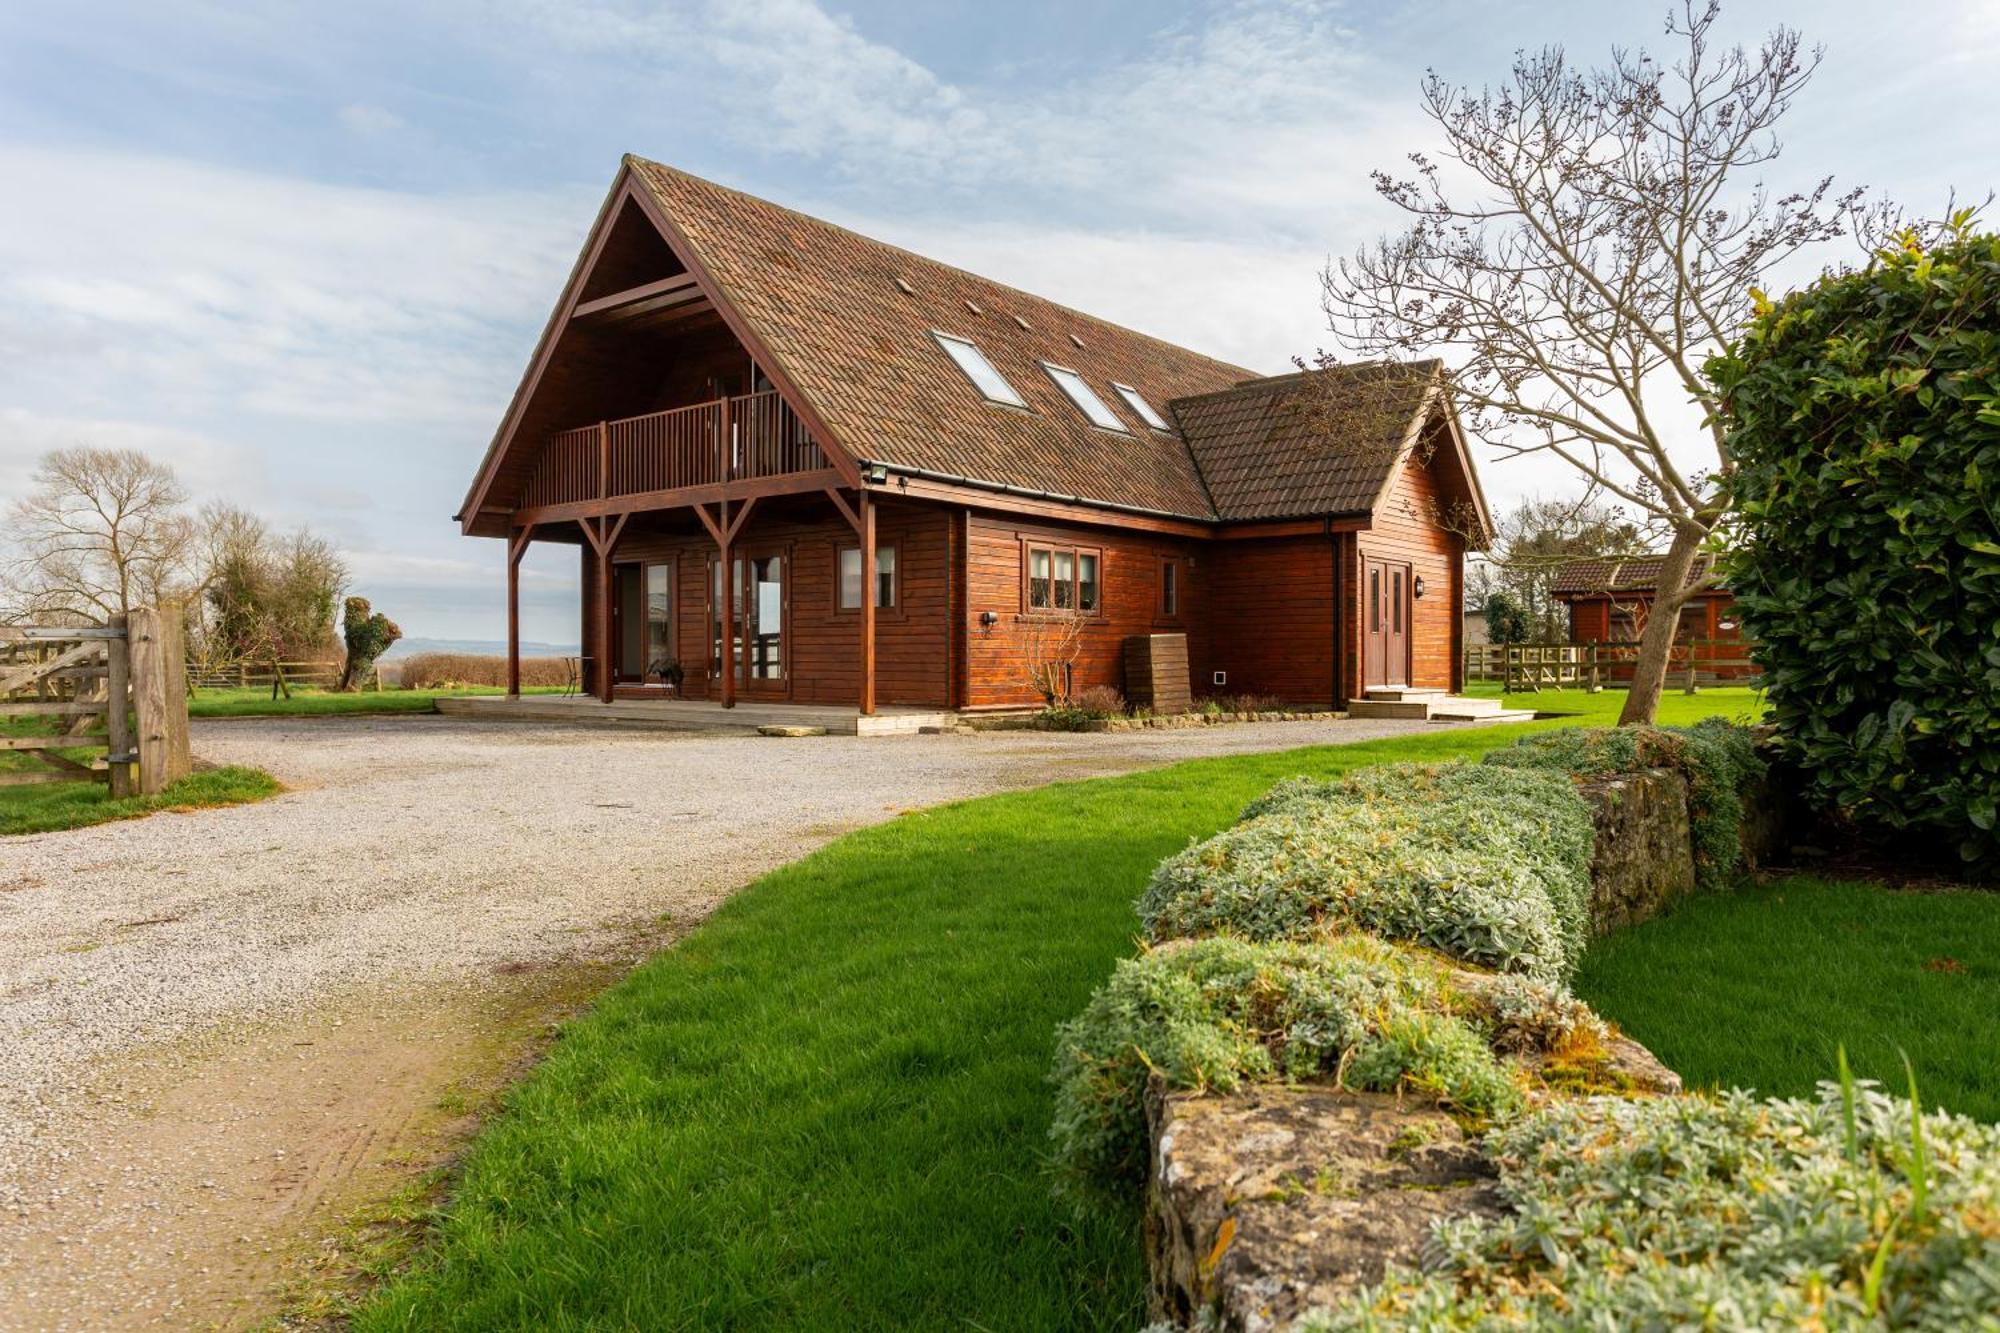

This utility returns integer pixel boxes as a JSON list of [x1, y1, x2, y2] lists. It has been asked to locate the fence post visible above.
[[129, 605, 192, 795], [1587, 644, 1601, 694], [105, 613, 135, 799]]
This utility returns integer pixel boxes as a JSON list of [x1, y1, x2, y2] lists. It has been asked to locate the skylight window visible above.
[[932, 332, 1026, 407], [1111, 382, 1171, 431], [1040, 363, 1127, 432]]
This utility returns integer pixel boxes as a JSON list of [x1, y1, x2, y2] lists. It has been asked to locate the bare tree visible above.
[[1484, 495, 1646, 640], [2, 447, 200, 623], [1018, 612, 1089, 706], [1322, 1, 1867, 723]]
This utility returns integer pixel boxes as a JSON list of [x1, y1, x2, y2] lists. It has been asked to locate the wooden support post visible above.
[[858, 491, 877, 716], [507, 524, 534, 698], [718, 500, 736, 709], [595, 520, 614, 704], [105, 614, 134, 799], [129, 605, 190, 795]]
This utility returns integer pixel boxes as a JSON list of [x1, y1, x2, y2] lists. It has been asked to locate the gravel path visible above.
[[0, 711, 1481, 1327]]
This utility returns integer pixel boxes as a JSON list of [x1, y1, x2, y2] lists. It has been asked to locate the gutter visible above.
[[858, 458, 1217, 525]]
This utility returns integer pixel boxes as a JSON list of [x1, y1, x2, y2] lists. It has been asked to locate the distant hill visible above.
[[381, 637, 579, 659]]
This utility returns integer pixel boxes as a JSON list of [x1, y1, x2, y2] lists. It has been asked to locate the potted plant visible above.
[[651, 658, 685, 696]]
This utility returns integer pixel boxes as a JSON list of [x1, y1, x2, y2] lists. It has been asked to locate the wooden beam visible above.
[[722, 495, 758, 546], [859, 492, 876, 716], [0, 640, 101, 695], [691, 501, 724, 546], [718, 500, 736, 710], [594, 521, 614, 704], [0, 626, 124, 641], [105, 612, 133, 798], [512, 468, 847, 528], [568, 272, 701, 320], [824, 486, 861, 535], [507, 524, 534, 698]]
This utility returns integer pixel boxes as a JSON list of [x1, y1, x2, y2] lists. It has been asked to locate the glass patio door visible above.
[[710, 552, 786, 695]]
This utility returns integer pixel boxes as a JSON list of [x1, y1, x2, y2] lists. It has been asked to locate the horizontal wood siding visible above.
[[1359, 446, 1463, 691], [963, 514, 1206, 709], [586, 497, 950, 707], [1201, 536, 1338, 705]]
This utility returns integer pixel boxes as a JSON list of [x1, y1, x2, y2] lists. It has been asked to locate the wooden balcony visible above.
[[521, 390, 831, 512]]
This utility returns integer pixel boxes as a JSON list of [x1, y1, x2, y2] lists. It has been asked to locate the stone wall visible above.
[[1143, 760, 1725, 1331]]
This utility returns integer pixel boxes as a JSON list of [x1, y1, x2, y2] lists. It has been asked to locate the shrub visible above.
[[1708, 222, 2000, 869], [1047, 935, 1603, 1192], [1308, 1080, 2000, 1331], [1198, 692, 1284, 716], [1138, 764, 1594, 983], [1482, 721, 1764, 887], [1071, 685, 1128, 717], [394, 653, 569, 690], [339, 596, 401, 691]]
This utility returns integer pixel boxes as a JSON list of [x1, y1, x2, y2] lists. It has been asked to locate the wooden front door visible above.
[[612, 561, 675, 684], [1365, 557, 1411, 687], [710, 550, 790, 698]]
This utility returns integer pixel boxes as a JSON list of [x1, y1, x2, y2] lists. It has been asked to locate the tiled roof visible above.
[[630, 157, 1251, 519], [1172, 364, 1440, 521], [1550, 554, 1723, 596]]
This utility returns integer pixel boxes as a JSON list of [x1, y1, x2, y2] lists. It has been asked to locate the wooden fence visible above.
[[186, 659, 343, 690], [2, 609, 192, 797], [1464, 640, 1760, 693]]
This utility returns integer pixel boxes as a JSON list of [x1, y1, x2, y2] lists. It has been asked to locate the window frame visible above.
[[1111, 381, 1172, 432], [1038, 361, 1129, 433], [1021, 539, 1104, 616], [931, 330, 1028, 408], [1157, 556, 1182, 620], [835, 541, 900, 613]]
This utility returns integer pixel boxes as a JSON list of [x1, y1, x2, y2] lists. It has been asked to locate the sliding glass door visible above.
[[613, 561, 674, 684]]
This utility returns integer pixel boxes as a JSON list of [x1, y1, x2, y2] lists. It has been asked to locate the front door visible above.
[[1365, 557, 1411, 687], [612, 561, 675, 684], [710, 550, 789, 697]]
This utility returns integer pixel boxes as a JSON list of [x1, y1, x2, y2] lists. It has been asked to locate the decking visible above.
[[435, 694, 956, 736]]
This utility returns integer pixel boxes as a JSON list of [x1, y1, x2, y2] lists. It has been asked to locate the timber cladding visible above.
[[962, 513, 1206, 710], [1356, 448, 1463, 694], [588, 496, 953, 707]]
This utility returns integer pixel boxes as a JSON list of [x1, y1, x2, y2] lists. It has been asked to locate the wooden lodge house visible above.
[[456, 157, 1493, 722]]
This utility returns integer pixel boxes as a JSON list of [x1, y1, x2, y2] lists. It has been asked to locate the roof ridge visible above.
[[626, 154, 1260, 383]]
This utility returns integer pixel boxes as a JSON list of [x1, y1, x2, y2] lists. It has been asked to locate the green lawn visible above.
[[189, 684, 567, 717], [0, 714, 281, 835], [356, 689, 1778, 1331], [1575, 875, 2000, 1121]]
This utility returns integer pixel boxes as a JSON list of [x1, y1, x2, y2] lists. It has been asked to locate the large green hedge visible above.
[[1710, 225, 2000, 868], [1137, 764, 1595, 983]]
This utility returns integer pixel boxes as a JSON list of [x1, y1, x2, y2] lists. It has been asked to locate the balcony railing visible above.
[[522, 390, 827, 509]]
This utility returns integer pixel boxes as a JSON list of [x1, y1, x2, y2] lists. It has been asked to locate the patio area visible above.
[[434, 692, 958, 735]]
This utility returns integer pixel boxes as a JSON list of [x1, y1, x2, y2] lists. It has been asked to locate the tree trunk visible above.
[[1617, 522, 1706, 725]]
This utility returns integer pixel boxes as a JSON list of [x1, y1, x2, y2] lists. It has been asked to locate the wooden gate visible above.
[[1, 608, 191, 798]]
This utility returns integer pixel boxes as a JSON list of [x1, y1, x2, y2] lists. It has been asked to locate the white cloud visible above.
[[337, 102, 406, 135]]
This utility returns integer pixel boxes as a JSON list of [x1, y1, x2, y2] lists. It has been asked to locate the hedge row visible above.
[[1048, 933, 1606, 1192], [1308, 1080, 2000, 1330], [1481, 719, 1764, 889], [1138, 764, 1595, 983]]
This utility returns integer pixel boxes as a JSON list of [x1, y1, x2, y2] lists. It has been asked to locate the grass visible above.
[[355, 688, 1765, 1331], [1, 713, 281, 835], [189, 684, 567, 718], [1575, 875, 2000, 1121]]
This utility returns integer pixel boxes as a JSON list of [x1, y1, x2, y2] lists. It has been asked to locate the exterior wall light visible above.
[[1412, 575, 1426, 599], [979, 610, 1000, 629], [863, 463, 889, 484]]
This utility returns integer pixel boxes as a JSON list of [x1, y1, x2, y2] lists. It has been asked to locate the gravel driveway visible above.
[[0, 710, 1475, 1328]]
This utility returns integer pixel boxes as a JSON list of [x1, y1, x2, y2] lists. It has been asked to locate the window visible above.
[[1025, 542, 1100, 613], [1112, 382, 1171, 431], [838, 544, 897, 610], [932, 332, 1026, 407], [1040, 363, 1128, 431], [1159, 558, 1180, 617]]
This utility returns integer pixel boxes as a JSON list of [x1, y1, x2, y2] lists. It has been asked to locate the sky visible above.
[[1, 0, 1993, 646]]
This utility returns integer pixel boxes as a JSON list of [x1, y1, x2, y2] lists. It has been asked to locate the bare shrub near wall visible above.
[[397, 653, 569, 689]]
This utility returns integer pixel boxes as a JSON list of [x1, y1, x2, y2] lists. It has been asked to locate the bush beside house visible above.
[[1052, 724, 2000, 1328], [1711, 222, 2000, 871]]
